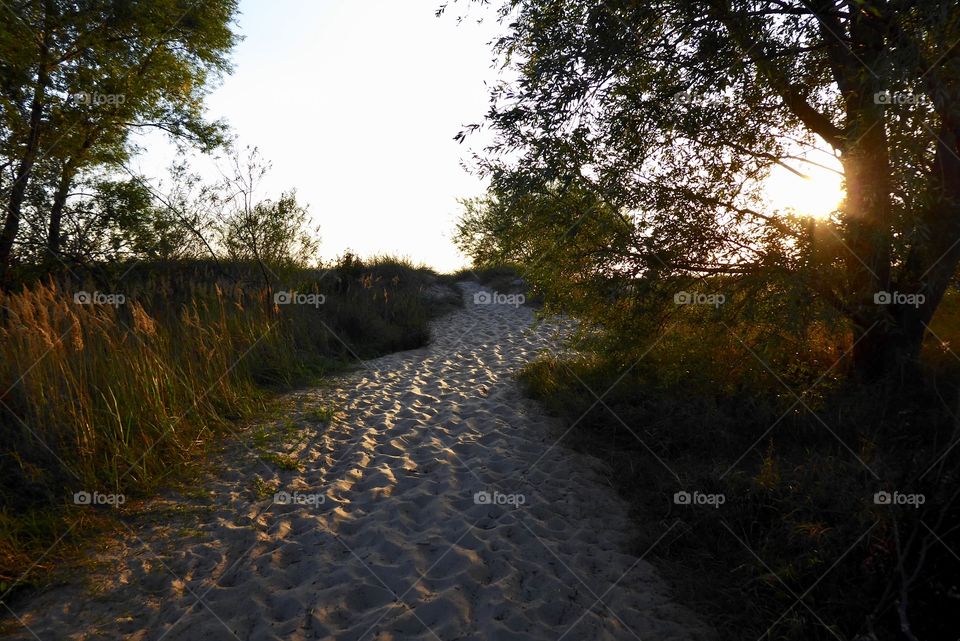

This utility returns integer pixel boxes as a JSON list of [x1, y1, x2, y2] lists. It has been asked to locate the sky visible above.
[[766, 153, 845, 219], [135, 0, 500, 272]]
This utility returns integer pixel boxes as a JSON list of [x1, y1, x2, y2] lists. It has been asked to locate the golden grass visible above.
[[0, 281, 270, 493], [0, 258, 452, 589]]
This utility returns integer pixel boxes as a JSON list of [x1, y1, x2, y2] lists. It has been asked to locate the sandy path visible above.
[[7, 282, 711, 641]]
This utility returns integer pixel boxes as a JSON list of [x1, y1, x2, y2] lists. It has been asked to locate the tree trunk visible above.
[[0, 82, 47, 283], [47, 162, 75, 257], [844, 124, 899, 379], [0, 9, 50, 285], [849, 118, 960, 380], [841, 11, 899, 381], [851, 308, 926, 382]]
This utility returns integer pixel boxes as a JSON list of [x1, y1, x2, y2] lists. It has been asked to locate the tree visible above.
[[217, 147, 319, 277], [0, 0, 238, 280], [221, 192, 318, 267], [456, 0, 960, 380]]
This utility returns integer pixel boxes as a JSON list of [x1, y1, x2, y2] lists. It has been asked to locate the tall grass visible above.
[[0, 256, 458, 590]]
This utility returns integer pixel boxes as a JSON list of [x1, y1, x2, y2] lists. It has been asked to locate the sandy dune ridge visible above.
[[7, 282, 712, 641]]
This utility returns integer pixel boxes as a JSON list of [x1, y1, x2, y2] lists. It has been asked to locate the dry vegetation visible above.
[[0, 256, 460, 592]]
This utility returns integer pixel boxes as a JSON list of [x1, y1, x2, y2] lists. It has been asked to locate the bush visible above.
[[519, 306, 960, 640]]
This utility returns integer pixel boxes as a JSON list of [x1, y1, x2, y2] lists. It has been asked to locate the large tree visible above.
[[457, 0, 960, 379], [0, 0, 238, 279]]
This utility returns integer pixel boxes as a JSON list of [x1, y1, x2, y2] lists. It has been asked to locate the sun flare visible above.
[[764, 162, 845, 220]]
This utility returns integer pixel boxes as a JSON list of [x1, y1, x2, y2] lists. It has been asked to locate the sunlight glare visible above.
[[764, 161, 845, 220]]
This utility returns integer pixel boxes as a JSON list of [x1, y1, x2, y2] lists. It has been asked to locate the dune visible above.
[[7, 282, 712, 641]]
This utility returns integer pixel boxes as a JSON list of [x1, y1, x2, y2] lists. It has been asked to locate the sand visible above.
[[5, 282, 712, 641]]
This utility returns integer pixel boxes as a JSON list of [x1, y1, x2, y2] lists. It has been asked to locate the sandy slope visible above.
[[7, 282, 712, 641]]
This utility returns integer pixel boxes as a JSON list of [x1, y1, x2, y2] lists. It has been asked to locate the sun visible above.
[[764, 161, 845, 220]]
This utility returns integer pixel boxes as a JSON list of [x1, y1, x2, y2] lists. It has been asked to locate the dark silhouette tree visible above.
[[457, 0, 960, 379]]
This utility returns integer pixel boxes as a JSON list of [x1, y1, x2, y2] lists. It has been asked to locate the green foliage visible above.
[[259, 453, 301, 472], [304, 405, 336, 423], [0, 0, 240, 275], [217, 147, 320, 270], [457, 0, 960, 376], [221, 191, 317, 268], [459, 185, 847, 391], [250, 476, 279, 500]]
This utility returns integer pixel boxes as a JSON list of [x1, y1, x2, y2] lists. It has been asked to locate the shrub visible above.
[[519, 296, 960, 640]]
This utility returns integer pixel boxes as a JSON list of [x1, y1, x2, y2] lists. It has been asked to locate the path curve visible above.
[[8, 282, 711, 641]]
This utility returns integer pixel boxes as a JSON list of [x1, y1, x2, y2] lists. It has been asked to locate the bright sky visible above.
[[766, 153, 845, 220], [136, 0, 499, 272]]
